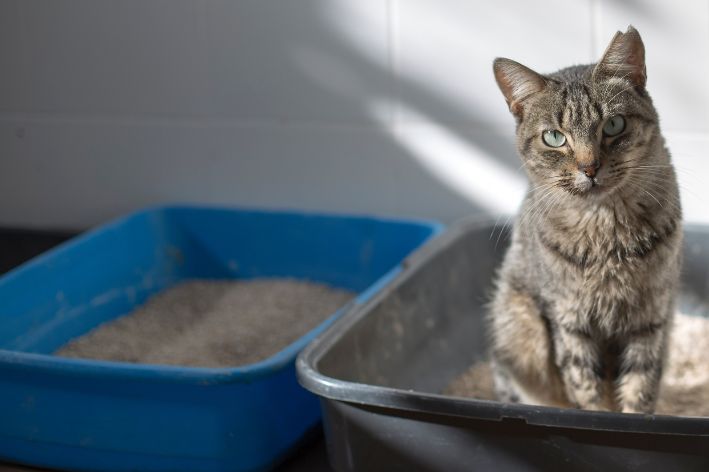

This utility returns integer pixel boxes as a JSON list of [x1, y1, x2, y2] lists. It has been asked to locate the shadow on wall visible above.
[[0, 0, 534, 228], [279, 0, 527, 219], [7, 0, 707, 227]]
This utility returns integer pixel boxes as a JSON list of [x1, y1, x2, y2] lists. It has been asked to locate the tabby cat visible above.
[[488, 26, 682, 413]]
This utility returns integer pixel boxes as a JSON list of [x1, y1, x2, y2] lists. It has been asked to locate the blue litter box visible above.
[[0, 205, 442, 472]]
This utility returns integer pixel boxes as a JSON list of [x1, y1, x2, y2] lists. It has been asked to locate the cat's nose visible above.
[[578, 160, 600, 178]]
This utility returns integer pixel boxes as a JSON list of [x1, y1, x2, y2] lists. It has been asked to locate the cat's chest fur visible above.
[[528, 199, 680, 335]]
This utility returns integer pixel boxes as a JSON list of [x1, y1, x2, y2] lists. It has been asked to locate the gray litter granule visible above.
[[445, 312, 709, 417], [55, 279, 353, 368]]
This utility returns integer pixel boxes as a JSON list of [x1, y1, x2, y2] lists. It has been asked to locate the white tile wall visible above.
[[1, 1, 213, 115], [0, 0, 707, 228], [394, 0, 594, 127], [0, 0, 391, 123], [0, 119, 483, 228]]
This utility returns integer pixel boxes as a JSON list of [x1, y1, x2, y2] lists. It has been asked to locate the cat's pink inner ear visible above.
[[493, 58, 547, 118], [594, 25, 647, 89]]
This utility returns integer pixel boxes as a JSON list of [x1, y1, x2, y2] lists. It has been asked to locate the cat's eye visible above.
[[603, 115, 626, 137], [542, 130, 566, 148]]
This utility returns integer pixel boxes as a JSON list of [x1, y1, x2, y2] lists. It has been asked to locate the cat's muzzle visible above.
[[574, 172, 605, 195]]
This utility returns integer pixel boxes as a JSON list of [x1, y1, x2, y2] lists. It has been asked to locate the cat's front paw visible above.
[[618, 384, 657, 414], [620, 402, 655, 415], [579, 402, 611, 412]]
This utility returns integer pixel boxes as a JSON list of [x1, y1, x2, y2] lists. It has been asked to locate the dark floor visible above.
[[0, 228, 332, 472], [0, 227, 75, 274]]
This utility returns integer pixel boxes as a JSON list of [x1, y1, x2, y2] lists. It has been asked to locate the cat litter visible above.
[[56, 279, 353, 368], [298, 219, 709, 471], [445, 312, 709, 417]]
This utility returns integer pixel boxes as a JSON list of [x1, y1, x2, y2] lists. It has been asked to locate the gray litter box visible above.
[[297, 218, 709, 471]]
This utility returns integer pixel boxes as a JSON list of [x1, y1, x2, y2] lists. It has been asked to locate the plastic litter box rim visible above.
[[297, 216, 709, 437], [0, 204, 445, 386]]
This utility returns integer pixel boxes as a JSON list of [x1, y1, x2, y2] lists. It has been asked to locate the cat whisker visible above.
[[490, 213, 506, 241], [626, 181, 664, 208], [539, 191, 566, 225], [533, 195, 558, 225], [630, 179, 680, 203], [600, 63, 625, 99], [493, 215, 515, 250], [491, 179, 562, 244], [636, 165, 697, 178], [622, 166, 697, 190], [520, 188, 555, 227], [607, 83, 637, 106], [615, 160, 693, 175], [607, 165, 687, 180], [633, 172, 702, 201], [522, 190, 554, 224], [623, 177, 682, 213], [602, 71, 634, 101], [608, 166, 671, 175], [525, 184, 566, 227]]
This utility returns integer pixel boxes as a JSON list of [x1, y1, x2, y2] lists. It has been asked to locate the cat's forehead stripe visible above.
[[557, 82, 604, 133], [554, 110, 564, 129]]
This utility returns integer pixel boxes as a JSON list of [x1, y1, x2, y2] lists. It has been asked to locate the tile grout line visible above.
[[0, 111, 518, 135], [589, 0, 601, 59], [388, 0, 400, 132]]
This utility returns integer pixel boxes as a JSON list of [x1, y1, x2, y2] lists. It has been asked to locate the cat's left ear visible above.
[[593, 25, 646, 89], [493, 58, 548, 119]]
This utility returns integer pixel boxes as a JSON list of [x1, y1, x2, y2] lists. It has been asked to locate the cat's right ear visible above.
[[493, 58, 548, 119]]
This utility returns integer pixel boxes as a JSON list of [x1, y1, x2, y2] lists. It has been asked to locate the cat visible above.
[[488, 26, 682, 414]]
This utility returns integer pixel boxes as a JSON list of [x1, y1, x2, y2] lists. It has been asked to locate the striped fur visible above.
[[489, 26, 682, 413]]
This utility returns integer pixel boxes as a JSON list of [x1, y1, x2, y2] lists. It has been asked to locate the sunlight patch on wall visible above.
[[371, 102, 527, 215]]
